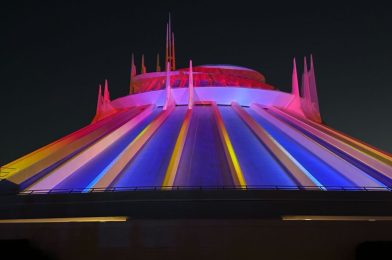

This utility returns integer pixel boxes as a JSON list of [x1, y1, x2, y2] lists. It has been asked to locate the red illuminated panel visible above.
[[131, 65, 275, 94]]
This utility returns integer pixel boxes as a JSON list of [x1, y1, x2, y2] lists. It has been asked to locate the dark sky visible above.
[[1, 1, 391, 165]]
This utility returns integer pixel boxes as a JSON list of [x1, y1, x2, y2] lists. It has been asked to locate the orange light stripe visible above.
[[1, 108, 135, 179], [3, 107, 146, 185]]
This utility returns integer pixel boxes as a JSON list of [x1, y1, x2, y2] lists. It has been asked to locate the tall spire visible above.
[[286, 55, 322, 123], [168, 13, 172, 67], [172, 32, 176, 70], [156, 53, 161, 72], [310, 54, 315, 73], [93, 79, 116, 123], [291, 58, 299, 97], [130, 53, 136, 94], [302, 56, 311, 101], [300, 56, 321, 123], [165, 13, 176, 71], [309, 54, 318, 101], [103, 79, 110, 102], [165, 23, 169, 68], [188, 60, 194, 109], [141, 54, 146, 74], [285, 58, 304, 116], [96, 84, 102, 114], [309, 54, 321, 121], [131, 53, 136, 77]]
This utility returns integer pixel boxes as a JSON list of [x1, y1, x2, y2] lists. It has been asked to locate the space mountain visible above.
[[1, 17, 392, 194]]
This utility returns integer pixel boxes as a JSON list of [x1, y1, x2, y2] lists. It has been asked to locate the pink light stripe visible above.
[[271, 107, 392, 179], [26, 105, 155, 191], [91, 105, 175, 189], [282, 109, 392, 161], [4, 108, 143, 184], [6, 109, 145, 185], [3, 108, 134, 176], [231, 102, 322, 189], [252, 104, 384, 187]]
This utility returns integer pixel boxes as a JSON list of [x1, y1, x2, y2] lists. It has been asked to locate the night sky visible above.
[[1, 1, 391, 165]]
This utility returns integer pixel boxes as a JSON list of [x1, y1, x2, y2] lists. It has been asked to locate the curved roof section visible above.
[[197, 64, 258, 71], [131, 64, 274, 94]]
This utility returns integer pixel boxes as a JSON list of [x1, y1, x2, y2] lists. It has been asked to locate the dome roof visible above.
[[131, 64, 274, 94]]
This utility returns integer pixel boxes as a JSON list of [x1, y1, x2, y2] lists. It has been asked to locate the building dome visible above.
[[1, 17, 391, 194]]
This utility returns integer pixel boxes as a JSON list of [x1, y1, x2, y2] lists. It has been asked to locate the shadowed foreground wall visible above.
[[1, 220, 392, 260]]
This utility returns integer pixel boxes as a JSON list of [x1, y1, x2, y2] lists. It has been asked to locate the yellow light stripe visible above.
[[212, 103, 246, 187], [162, 109, 193, 187], [25, 105, 155, 191], [0, 216, 127, 224], [1, 107, 144, 183], [231, 102, 321, 188], [92, 105, 175, 188], [2, 110, 124, 170]]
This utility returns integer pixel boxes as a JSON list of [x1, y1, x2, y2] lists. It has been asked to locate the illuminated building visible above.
[[1, 17, 391, 193], [0, 15, 392, 260]]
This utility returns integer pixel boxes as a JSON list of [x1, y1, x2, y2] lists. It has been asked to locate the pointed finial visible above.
[[310, 54, 314, 72], [103, 79, 110, 102], [304, 56, 308, 74], [172, 32, 176, 70], [165, 23, 169, 67], [308, 54, 320, 120], [156, 53, 161, 72], [141, 54, 146, 74], [169, 13, 172, 47], [292, 58, 299, 97], [302, 56, 311, 102], [96, 84, 103, 113], [303, 56, 309, 87], [131, 53, 136, 75], [130, 53, 137, 94], [168, 19, 172, 68]]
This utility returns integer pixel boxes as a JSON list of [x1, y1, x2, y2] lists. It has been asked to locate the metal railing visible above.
[[15, 185, 392, 195]]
